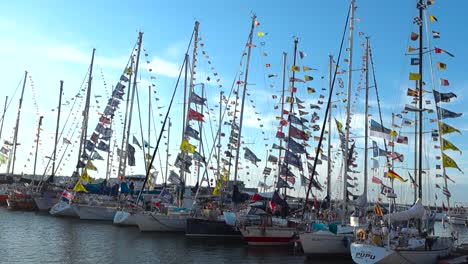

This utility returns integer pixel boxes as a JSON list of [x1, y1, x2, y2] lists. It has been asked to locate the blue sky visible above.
[[0, 0, 467, 205]]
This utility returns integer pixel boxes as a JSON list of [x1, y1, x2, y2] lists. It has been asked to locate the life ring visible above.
[[356, 228, 366, 240]]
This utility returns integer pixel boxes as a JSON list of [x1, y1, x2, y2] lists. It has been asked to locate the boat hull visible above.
[[186, 217, 241, 238], [240, 226, 296, 246], [136, 212, 187, 232], [49, 201, 78, 217], [350, 239, 452, 264], [7, 193, 37, 211], [34, 196, 57, 211], [0, 193, 8, 205], [447, 215, 467, 225], [75, 204, 117, 221], [299, 230, 352, 256], [113, 210, 138, 226]]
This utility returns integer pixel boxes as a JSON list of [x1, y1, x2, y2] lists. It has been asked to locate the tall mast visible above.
[[117, 59, 134, 180], [0, 96, 8, 140], [52, 81, 64, 177], [196, 84, 205, 183], [33, 116, 44, 177], [342, 0, 355, 213], [414, 113, 418, 204], [164, 118, 171, 185], [217, 91, 223, 181], [326, 55, 333, 202], [233, 15, 256, 185], [8, 71, 28, 175], [363, 37, 369, 199], [284, 39, 298, 197], [277, 52, 287, 190], [181, 21, 200, 184], [148, 85, 151, 174], [417, 0, 423, 201], [105, 121, 113, 181], [122, 31, 143, 180], [75, 49, 96, 176]]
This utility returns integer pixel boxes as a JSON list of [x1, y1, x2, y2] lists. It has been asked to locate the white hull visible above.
[[240, 226, 296, 246], [75, 204, 117, 221], [447, 216, 467, 225], [351, 239, 452, 264], [34, 196, 56, 211], [49, 201, 78, 217], [136, 212, 187, 232], [113, 210, 138, 226], [300, 230, 352, 255]]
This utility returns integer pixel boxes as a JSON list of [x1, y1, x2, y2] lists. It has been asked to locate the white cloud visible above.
[[145, 57, 182, 78]]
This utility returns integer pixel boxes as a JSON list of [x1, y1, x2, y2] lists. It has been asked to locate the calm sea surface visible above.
[[0, 207, 466, 264]]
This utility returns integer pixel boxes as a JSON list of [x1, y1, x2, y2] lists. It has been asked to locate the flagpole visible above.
[[417, 0, 424, 233], [33, 116, 44, 178], [217, 91, 222, 182], [284, 38, 298, 198], [228, 84, 240, 179], [164, 117, 171, 185], [233, 15, 256, 185], [180, 21, 200, 185], [105, 120, 113, 182], [0, 96, 8, 140], [75, 49, 95, 177], [342, 0, 355, 222], [7, 71, 28, 175], [363, 38, 369, 202], [277, 51, 287, 194], [196, 84, 205, 184], [414, 100, 418, 204], [52, 80, 64, 178], [326, 55, 333, 205]]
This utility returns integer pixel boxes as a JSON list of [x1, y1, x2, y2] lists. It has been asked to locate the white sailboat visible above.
[[351, 1, 455, 263], [300, 0, 360, 255]]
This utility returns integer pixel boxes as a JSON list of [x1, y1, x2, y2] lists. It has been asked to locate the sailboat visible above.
[[50, 49, 96, 218], [135, 21, 202, 232], [350, 1, 455, 263], [299, 0, 360, 255], [238, 37, 302, 247]]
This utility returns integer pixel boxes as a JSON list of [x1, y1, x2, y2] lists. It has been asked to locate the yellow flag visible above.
[[439, 122, 461, 135], [213, 182, 222, 195], [408, 46, 417, 52], [220, 175, 229, 182], [303, 66, 312, 71], [291, 65, 300, 72], [286, 96, 295, 103], [374, 203, 384, 215], [442, 153, 461, 171], [436, 62, 446, 70], [257, 32, 265, 37], [180, 139, 195, 153], [73, 181, 88, 193], [390, 130, 398, 137], [429, 14, 438, 22], [0, 154, 7, 165], [307, 87, 315, 94], [124, 67, 133, 75], [221, 168, 229, 175], [442, 138, 461, 153], [145, 153, 152, 160], [304, 75, 313, 81], [85, 161, 97, 171], [80, 170, 92, 182], [335, 118, 343, 134], [409, 72, 421, 81]]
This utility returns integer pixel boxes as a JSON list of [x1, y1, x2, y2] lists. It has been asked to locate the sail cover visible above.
[[383, 199, 424, 222]]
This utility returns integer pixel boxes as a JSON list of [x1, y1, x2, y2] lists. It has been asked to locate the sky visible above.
[[0, 0, 467, 206]]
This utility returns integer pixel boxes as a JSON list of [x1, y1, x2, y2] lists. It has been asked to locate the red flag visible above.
[[442, 202, 448, 211], [252, 193, 260, 201], [281, 175, 296, 185], [289, 125, 309, 140], [188, 108, 204, 122], [282, 109, 289, 115], [372, 176, 382, 184], [276, 131, 285, 139]]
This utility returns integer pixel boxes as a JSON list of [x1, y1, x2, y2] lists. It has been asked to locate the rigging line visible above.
[[0, 74, 23, 125], [135, 81, 149, 176], [150, 99, 165, 183], [369, 43, 391, 165], [42, 69, 90, 177], [137, 29, 195, 203], [302, 2, 351, 218]]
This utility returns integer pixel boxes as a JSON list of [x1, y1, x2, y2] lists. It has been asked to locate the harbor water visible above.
[[1, 207, 466, 263]]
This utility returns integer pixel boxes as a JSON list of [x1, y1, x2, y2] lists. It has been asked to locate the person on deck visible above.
[[129, 181, 135, 198]]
